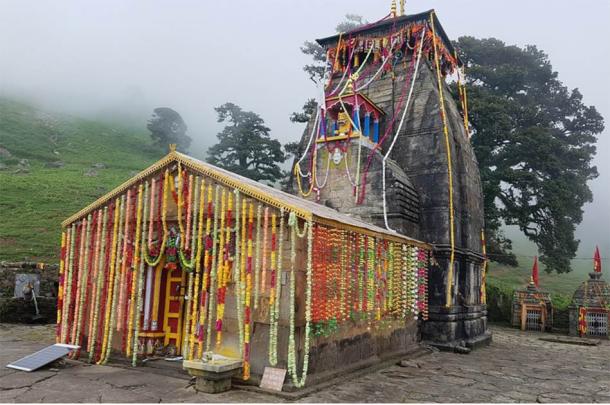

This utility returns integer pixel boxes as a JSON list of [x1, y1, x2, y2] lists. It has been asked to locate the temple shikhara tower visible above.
[[290, 6, 490, 349]]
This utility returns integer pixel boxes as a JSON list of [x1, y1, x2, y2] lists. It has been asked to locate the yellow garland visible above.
[[56, 230, 66, 343], [70, 220, 87, 345], [127, 185, 144, 357], [243, 201, 254, 380], [177, 163, 186, 249], [102, 195, 125, 364], [185, 174, 193, 249], [117, 189, 132, 331], [188, 178, 206, 359], [261, 207, 269, 293], [60, 224, 76, 343], [181, 176, 199, 358], [197, 184, 214, 359], [133, 182, 149, 366], [97, 198, 120, 364], [148, 177, 156, 248], [431, 11, 456, 308], [214, 189, 227, 349], [87, 210, 103, 351], [88, 207, 108, 362], [144, 170, 169, 266]]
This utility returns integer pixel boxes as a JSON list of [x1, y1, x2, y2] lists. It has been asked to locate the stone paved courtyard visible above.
[[1, 323, 609, 403]]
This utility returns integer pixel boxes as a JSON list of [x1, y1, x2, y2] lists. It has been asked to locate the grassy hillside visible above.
[[0, 98, 164, 261]]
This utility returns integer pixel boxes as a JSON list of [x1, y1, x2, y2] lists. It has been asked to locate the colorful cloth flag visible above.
[[594, 246, 602, 273], [531, 256, 539, 288], [578, 307, 587, 336]]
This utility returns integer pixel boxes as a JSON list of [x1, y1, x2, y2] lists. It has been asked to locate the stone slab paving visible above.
[[1, 323, 608, 403]]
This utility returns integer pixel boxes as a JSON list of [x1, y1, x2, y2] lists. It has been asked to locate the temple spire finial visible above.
[[399, 0, 405, 16], [390, 0, 397, 17], [169, 144, 177, 153]]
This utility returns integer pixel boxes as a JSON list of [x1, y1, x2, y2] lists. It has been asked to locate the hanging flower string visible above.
[[56, 162, 431, 381]]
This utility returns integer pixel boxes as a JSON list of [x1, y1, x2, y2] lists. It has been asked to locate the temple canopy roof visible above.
[[316, 9, 460, 65]]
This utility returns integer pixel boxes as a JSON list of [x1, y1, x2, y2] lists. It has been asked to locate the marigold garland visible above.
[[69, 219, 87, 346], [98, 198, 121, 364], [260, 207, 269, 293], [102, 195, 125, 364], [286, 213, 313, 388], [181, 176, 199, 357], [197, 184, 215, 358], [60, 224, 76, 343], [117, 189, 132, 331], [205, 185, 222, 352], [72, 214, 93, 358], [242, 201, 255, 380], [253, 204, 263, 310], [88, 206, 108, 362], [268, 208, 285, 366], [132, 182, 149, 366], [188, 177, 206, 359], [144, 171, 168, 267], [126, 185, 143, 358], [215, 189, 230, 348], [56, 230, 67, 343]]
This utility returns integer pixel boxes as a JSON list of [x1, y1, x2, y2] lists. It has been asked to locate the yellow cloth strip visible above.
[[431, 11, 456, 308]]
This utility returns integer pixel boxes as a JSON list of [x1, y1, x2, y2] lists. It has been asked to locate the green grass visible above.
[[0, 98, 164, 261]]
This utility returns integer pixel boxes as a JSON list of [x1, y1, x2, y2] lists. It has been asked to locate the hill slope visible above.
[[0, 98, 164, 261]]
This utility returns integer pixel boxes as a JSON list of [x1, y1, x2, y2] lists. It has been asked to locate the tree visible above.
[[207, 102, 286, 183], [454, 37, 604, 273], [147, 107, 192, 152], [300, 14, 367, 83]]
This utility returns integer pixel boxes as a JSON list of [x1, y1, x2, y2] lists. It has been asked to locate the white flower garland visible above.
[[233, 190, 244, 354], [287, 212, 312, 388], [205, 185, 221, 352], [268, 207, 285, 366], [102, 195, 125, 364], [132, 181, 149, 366], [253, 204, 262, 310], [88, 207, 108, 362], [60, 224, 76, 343], [73, 214, 92, 355]]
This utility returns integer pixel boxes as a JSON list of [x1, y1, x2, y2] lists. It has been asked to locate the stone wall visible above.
[[0, 261, 58, 323]]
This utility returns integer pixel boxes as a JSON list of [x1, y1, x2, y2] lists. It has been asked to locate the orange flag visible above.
[[531, 256, 539, 288], [593, 246, 602, 273]]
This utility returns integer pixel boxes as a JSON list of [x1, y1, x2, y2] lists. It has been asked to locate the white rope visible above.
[[382, 26, 426, 232], [314, 151, 332, 189]]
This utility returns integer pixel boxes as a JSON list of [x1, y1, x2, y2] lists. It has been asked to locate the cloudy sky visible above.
[[1, 0, 608, 260]]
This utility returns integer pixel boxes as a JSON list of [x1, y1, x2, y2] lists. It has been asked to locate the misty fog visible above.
[[1, 0, 608, 265]]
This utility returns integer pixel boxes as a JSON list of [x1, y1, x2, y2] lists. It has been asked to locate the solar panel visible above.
[[6, 343, 79, 372]]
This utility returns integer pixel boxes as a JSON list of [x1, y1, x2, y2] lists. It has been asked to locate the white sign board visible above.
[[260, 367, 286, 392]]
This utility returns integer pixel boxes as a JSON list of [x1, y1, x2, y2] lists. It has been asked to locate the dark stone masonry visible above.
[[0, 262, 58, 323]]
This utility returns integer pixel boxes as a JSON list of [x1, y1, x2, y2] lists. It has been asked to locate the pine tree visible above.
[[207, 103, 286, 183]]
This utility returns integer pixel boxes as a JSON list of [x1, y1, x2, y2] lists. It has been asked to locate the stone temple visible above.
[[289, 8, 490, 350]]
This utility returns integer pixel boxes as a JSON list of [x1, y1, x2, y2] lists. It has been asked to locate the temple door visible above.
[[163, 265, 187, 354]]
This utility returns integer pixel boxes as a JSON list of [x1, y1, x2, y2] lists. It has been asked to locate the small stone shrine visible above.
[[511, 257, 553, 332], [569, 247, 609, 338]]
